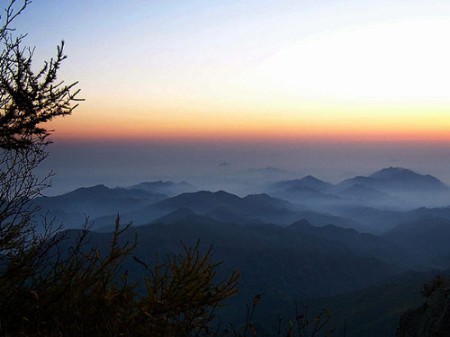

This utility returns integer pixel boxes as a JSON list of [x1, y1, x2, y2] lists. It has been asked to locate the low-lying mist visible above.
[[39, 139, 450, 196]]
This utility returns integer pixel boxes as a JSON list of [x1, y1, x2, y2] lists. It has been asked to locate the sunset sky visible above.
[[17, 0, 450, 142], [11, 1, 450, 193]]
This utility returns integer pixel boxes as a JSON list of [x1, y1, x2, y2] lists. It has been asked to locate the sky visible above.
[[10, 0, 450, 193]]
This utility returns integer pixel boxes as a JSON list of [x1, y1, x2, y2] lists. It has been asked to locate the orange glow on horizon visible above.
[[47, 105, 450, 143], [23, 1, 450, 148]]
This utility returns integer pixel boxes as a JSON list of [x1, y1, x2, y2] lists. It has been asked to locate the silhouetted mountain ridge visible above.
[[36, 167, 450, 234], [339, 167, 447, 193], [273, 175, 333, 192], [34, 184, 166, 228], [270, 167, 450, 211], [38, 168, 450, 337]]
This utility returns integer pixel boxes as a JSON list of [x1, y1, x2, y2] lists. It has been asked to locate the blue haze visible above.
[[38, 140, 450, 196]]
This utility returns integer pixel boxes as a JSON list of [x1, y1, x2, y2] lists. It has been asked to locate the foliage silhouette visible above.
[[0, 0, 81, 150], [397, 275, 450, 337], [0, 2, 239, 336], [234, 295, 334, 337], [0, 2, 334, 337]]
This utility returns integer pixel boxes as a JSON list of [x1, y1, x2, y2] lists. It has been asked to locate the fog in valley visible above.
[[29, 138, 450, 337], [40, 139, 450, 196], [5, 0, 450, 335]]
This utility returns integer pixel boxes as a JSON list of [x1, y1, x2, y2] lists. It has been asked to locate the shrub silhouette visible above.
[[0, 0, 81, 150], [0, 2, 239, 336], [0, 2, 333, 336], [0, 218, 238, 337], [397, 275, 450, 337]]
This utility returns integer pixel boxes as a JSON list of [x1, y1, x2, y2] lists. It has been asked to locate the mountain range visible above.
[[35, 167, 450, 233], [268, 167, 450, 210], [34, 167, 450, 336]]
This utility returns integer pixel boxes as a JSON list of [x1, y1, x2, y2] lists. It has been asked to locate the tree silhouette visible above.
[[0, 2, 239, 336], [0, 0, 81, 150], [0, 3, 335, 336]]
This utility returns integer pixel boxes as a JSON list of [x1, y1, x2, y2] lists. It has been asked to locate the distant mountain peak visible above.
[[301, 175, 321, 181], [214, 190, 232, 196], [370, 167, 445, 186], [156, 190, 241, 209], [64, 184, 110, 196], [300, 175, 329, 185], [335, 167, 448, 203], [273, 175, 332, 192], [371, 167, 418, 178], [84, 184, 109, 190], [243, 193, 272, 201]]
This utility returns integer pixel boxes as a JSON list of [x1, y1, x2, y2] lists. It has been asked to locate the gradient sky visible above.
[[10, 1, 450, 193], [15, 0, 450, 142]]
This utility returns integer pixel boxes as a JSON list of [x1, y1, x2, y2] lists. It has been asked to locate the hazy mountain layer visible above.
[[35, 167, 450, 234], [38, 167, 450, 337], [268, 167, 450, 210]]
